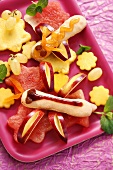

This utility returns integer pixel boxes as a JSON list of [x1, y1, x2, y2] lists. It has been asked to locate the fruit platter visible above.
[[0, 0, 113, 162]]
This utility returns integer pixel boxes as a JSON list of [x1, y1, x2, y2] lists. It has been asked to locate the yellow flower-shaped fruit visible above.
[[77, 52, 97, 71], [0, 17, 31, 52], [0, 88, 15, 108], [89, 86, 109, 106]]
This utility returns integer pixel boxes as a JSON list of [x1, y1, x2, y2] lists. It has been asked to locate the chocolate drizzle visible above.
[[35, 45, 47, 57], [26, 89, 83, 107]]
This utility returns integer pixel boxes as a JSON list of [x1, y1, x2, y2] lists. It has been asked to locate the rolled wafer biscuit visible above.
[[31, 15, 87, 61], [21, 89, 97, 117]]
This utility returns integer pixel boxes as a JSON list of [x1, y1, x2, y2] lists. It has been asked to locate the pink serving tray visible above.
[[0, 0, 113, 162]]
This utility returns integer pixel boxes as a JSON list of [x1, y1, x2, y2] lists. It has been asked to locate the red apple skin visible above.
[[35, 23, 54, 39], [53, 51, 67, 61], [58, 73, 87, 97], [62, 41, 71, 59], [17, 109, 45, 144], [39, 61, 54, 92], [52, 41, 71, 61], [48, 111, 68, 143], [48, 62, 54, 91], [35, 25, 42, 40], [65, 73, 87, 97]]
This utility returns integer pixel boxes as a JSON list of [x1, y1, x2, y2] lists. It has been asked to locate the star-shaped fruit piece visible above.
[[22, 41, 36, 59]]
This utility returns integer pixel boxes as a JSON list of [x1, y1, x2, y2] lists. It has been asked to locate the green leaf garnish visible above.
[[106, 112, 113, 120], [95, 95, 113, 134], [37, 0, 48, 8], [26, 0, 48, 16], [0, 64, 7, 81], [76, 44, 91, 55], [36, 6, 43, 13], [26, 4, 38, 16], [100, 114, 113, 134], [104, 95, 113, 113]]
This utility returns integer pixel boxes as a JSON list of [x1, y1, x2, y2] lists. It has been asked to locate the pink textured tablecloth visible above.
[[0, 0, 113, 169]]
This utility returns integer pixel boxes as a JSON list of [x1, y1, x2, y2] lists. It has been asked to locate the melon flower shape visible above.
[[77, 52, 97, 71], [0, 87, 15, 108], [89, 85, 109, 106]]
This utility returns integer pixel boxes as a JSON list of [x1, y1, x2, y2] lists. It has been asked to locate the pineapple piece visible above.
[[54, 73, 69, 93]]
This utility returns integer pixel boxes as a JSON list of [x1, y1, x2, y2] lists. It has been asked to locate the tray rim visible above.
[[0, 0, 113, 162]]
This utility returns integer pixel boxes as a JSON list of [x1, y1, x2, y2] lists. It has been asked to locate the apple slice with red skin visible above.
[[35, 23, 54, 39], [48, 112, 68, 143], [17, 109, 45, 144], [39, 61, 54, 92], [58, 73, 87, 97], [52, 41, 71, 61]]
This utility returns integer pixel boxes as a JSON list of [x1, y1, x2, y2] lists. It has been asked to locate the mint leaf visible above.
[[38, 0, 48, 8], [26, 0, 48, 16], [0, 64, 7, 80], [26, 4, 37, 16], [76, 47, 84, 55], [76, 44, 91, 55], [36, 6, 43, 13], [106, 112, 113, 120], [100, 115, 113, 134], [95, 95, 113, 134], [104, 95, 113, 113]]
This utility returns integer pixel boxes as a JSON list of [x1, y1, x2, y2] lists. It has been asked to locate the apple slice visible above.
[[52, 41, 71, 61], [39, 61, 54, 91], [48, 112, 68, 143], [58, 73, 87, 97], [35, 23, 54, 39], [17, 109, 45, 143]]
